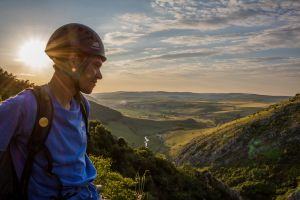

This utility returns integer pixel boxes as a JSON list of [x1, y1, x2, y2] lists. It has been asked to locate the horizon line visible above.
[[91, 90, 294, 97]]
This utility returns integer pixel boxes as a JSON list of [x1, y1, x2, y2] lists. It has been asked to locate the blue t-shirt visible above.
[[0, 87, 100, 200]]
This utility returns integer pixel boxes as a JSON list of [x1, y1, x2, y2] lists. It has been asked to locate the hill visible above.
[[176, 94, 300, 199], [91, 91, 289, 125]]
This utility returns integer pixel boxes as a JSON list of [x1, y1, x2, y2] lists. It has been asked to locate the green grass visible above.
[[163, 129, 207, 157], [106, 121, 144, 148]]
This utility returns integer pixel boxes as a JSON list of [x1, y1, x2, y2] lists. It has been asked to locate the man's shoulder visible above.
[[17, 88, 38, 107], [1, 89, 37, 107]]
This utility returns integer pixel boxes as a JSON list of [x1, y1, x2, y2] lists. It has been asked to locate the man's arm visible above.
[[0, 92, 25, 151]]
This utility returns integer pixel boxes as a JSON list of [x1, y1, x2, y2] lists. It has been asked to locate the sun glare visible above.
[[17, 39, 52, 69]]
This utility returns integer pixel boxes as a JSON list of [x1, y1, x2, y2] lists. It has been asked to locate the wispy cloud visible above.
[[107, 55, 300, 78], [151, 0, 300, 29], [213, 25, 300, 54], [104, 31, 144, 46], [161, 33, 251, 46], [105, 47, 128, 55], [106, 0, 300, 41], [17, 73, 36, 77], [104, 0, 300, 58], [159, 25, 300, 55], [135, 49, 219, 62], [246, 25, 300, 49]]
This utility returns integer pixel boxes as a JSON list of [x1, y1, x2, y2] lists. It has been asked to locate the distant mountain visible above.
[[92, 91, 289, 103], [176, 94, 300, 199], [91, 91, 289, 125]]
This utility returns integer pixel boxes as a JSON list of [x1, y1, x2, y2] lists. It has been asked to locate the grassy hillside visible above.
[[175, 94, 300, 199], [163, 129, 209, 157]]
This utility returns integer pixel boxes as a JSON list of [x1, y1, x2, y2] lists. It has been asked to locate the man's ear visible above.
[[68, 56, 82, 73]]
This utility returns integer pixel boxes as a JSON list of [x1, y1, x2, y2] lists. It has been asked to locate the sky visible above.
[[0, 0, 299, 96]]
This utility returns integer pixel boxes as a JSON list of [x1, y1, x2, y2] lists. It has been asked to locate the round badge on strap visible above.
[[39, 117, 49, 128]]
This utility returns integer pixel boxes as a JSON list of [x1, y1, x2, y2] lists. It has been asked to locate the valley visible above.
[[88, 92, 289, 156]]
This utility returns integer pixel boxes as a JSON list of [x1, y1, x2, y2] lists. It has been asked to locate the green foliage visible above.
[[248, 139, 282, 161], [0, 67, 34, 100], [88, 120, 118, 157], [88, 120, 239, 200], [212, 164, 300, 200], [90, 156, 137, 200], [236, 181, 275, 200]]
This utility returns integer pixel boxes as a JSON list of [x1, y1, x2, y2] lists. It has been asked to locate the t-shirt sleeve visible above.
[[0, 90, 32, 151]]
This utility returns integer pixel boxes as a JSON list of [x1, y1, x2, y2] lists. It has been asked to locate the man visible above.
[[0, 23, 106, 199]]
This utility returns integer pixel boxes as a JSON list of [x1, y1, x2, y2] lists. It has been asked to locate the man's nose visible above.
[[96, 69, 102, 80]]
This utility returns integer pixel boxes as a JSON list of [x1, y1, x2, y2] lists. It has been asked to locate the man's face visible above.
[[78, 56, 103, 94]]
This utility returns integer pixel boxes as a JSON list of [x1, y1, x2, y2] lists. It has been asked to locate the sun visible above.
[[17, 39, 52, 69]]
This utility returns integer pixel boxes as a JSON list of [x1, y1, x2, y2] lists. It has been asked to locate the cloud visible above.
[[112, 55, 300, 76], [105, 47, 128, 55], [135, 49, 219, 62], [0, 48, 14, 56], [246, 25, 300, 49], [213, 25, 300, 54], [102, 0, 300, 87], [151, 0, 300, 29], [209, 57, 300, 77], [110, 0, 300, 40], [161, 33, 251, 46], [104, 31, 144, 46], [16, 73, 36, 77], [159, 25, 300, 55], [104, 0, 300, 60], [119, 13, 151, 23]]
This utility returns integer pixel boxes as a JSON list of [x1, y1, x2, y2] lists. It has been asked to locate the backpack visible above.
[[0, 85, 90, 200]]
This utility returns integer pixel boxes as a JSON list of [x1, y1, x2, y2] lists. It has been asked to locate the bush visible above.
[[90, 156, 137, 200], [236, 181, 276, 200]]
